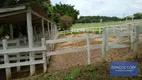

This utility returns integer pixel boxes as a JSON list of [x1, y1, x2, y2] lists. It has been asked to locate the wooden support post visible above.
[[51, 24, 53, 39], [33, 27, 36, 41], [134, 26, 139, 50], [102, 28, 107, 62], [24, 37, 27, 43], [55, 25, 57, 36], [99, 27, 101, 33], [134, 26, 139, 57], [52, 24, 54, 37], [16, 39, 21, 72], [48, 22, 51, 39], [41, 38, 47, 73], [54, 24, 56, 37], [130, 25, 134, 49], [42, 17, 45, 38], [26, 7, 35, 76], [106, 28, 109, 51], [86, 34, 91, 65], [10, 24, 13, 39], [2, 39, 11, 80]]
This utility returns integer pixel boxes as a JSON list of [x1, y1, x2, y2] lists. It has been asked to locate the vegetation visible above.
[[52, 2, 79, 30], [134, 13, 142, 19], [76, 16, 122, 23], [72, 20, 134, 28], [64, 69, 81, 80], [76, 13, 142, 24], [59, 16, 73, 30], [17, 62, 142, 80]]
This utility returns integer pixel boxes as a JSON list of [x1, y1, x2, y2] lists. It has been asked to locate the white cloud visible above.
[[51, 0, 142, 17]]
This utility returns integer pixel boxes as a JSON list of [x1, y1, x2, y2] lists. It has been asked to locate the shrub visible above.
[[60, 16, 73, 30], [64, 69, 81, 80], [86, 66, 98, 72]]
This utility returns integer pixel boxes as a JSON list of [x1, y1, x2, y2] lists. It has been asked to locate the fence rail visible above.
[[46, 23, 142, 66]]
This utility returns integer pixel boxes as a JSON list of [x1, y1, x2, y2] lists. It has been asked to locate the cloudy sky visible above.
[[51, 0, 142, 18]]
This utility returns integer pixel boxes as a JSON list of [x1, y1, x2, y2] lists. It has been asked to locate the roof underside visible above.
[[0, 2, 51, 25]]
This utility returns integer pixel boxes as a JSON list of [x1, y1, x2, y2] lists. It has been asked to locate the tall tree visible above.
[[52, 2, 79, 24], [133, 13, 142, 19]]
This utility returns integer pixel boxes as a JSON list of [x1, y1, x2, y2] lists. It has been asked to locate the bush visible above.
[[60, 16, 73, 30], [64, 69, 81, 80]]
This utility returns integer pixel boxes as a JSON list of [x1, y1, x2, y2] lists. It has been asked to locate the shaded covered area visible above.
[[0, 2, 58, 47], [0, 2, 58, 80]]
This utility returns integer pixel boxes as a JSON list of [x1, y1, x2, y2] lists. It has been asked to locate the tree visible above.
[[53, 2, 79, 24], [59, 16, 73, 30], [76, 16, 122, 23], [133, 13, 142, 19]]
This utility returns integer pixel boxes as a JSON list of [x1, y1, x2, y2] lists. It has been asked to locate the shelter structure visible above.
[[0, 2, 58, 80]]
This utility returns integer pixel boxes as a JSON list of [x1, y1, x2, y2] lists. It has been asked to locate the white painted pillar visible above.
[[33, 27, 36, 41], [2, 39, 11, 80], [48, 22, 51, 39], [134, 26, 139, 53], [86, 34, 91, 65], [26, 7, 35, 76], [55, 25, 57, 36], [16, 39, 21, 72], [54, 24, 56, 37], [41, 38, 47, 73], [10, 24, 13, 39], [51, 23, 53, 39], [102, 28, 107, 62], [56, 25, 58, 36], [106, 28, 109, 51], [42, 17, 45, 38], [130, 25, 134, 49]]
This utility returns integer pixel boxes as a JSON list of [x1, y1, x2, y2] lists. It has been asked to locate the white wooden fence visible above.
[[70, 22, 140, 34], [0, 38, 47, 80], [46, 23, 141, 64], [0, 23, 141, 80]]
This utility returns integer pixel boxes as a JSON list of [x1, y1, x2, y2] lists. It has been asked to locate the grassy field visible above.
[[72, 20, 142, 28]]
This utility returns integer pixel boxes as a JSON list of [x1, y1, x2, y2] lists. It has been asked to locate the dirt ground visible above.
[[47, 33, 134, 72]]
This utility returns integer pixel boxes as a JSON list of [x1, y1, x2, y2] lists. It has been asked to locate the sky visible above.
[[51, 0, 142, 18]]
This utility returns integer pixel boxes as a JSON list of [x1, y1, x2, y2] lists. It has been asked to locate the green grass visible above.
[[72, 20, 142, 28], [17, 62, 142, 80]]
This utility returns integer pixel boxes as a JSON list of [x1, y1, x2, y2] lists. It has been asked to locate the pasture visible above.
[[72, 20, 142, 28]]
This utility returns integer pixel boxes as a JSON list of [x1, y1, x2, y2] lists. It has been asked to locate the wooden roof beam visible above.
[[0, 6, 26, 13], [0, 10, 27, 17]]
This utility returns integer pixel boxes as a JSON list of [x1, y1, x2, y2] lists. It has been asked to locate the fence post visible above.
[[86, 34, 91, 65], [64, 30, 65, 37], [134, 26, 139, 57], [2, 39, 11, 80], [102, 28, 107, 62], [134, 26, 139, 50], [16, 39, 21, 72], [106, 28, 109, 51], [99, 27, 101, 33], [130, 25, 134, 49], [41, 38, 47, 73]]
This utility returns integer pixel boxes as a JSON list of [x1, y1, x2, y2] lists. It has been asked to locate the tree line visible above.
[[76, 13, 142, 23]]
